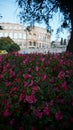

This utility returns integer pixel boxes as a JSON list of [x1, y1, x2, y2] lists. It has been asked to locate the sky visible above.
[[0, 0, 20, 23], [0, 0, 70, 41]]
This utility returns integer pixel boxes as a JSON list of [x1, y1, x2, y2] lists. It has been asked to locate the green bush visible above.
[[0, 36, 20, 52]]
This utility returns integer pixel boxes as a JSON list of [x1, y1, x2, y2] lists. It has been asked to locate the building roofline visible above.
[[0, 22, 50, 33], [0, 22, 24, 26]]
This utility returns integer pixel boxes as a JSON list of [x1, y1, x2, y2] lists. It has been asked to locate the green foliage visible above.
[[51, 41, 55, 46], [0, 26, 3, 30], [63, 39, 66, 45], [17, 0, 72, 30], [60, 38, 63, 45], [60, 38, 67, 45], [7, 43, 20, 52], [17, 0, 73, 53], [0, 52, 73, 129], [0, 36, 20, 52]]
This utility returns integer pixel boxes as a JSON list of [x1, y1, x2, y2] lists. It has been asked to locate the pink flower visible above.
[[41, 57, 45, 62], [3, 65, 8, 73], [65, 70, 70, 77], [19, 126, 24, 130], [55, 111, 63, 120], [4, 109, 10, 117], [25, 95, 37, 104], [0, 55, 2, 62], [58, 71, 65, 80], [55, 86, 60, 92], [23, 59, 28, 64], [32, 127, 37, 130], [71, 97, 73, 106], [9, 69, 16, 78], [5, 103, 11, 109], [50, 76, 54, 83], [50, 100, 54, 106], [42, 74, 48, 81], [59, 59, 64, 65], [60, 99, 65, 104], [32, 85, 40, 94], [15, 78, 21, 83], [43, 107, 51, 116], [62, 81, 68, 90], [19, 93, 25, 102], [70, 117, 73, 122], [24, 81, 29, 87], [35, 109, 43, 119], [10, 119, 15, 126], [23, 74, 32, 79], [0, 74, 3, 81], [36, 66, 39, 71], [5, 81, 11, 87], [11, 87, 19, 92], [29, 80, 34, 87], [49, 57, 52, 61]]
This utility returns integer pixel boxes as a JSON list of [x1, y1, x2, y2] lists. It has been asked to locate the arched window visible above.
[[19, 27, 22, 30], [33, 42, 36, 46], [9, 32, 13, 38], [9, 26, 12, 29], [0, 32, 3, 37], [4, 26, 7, 29], [14, 26, 17, 29], [19, 33, 22, 39], [4, 32, 8, 37], [14, 33, 18, 39], [29, 41, 32, 46], [23, 34, 26, 39]]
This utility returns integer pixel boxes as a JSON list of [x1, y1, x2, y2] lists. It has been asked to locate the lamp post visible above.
[[26, 28, 28, 48], [0, 14, 3, 29], [0, 14, 2, 21]]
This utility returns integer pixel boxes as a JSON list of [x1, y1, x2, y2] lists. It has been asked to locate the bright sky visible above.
[[0, 0, 19, 23], [0, 0, 70, 41]]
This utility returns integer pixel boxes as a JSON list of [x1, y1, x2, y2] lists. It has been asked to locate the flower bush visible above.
[[0, 51, 73, 130]]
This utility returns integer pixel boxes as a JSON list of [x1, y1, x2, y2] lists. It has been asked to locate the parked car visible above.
[[0, 50, 8, 54]]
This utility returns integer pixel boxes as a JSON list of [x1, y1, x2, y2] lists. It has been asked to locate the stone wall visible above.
[[0, 23, 51, 49]]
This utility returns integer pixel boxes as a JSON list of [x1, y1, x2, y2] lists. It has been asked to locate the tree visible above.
[[16, 0, 73, 52], [0, 26, 3, 30], [51, 41, 55, 47], [60, 38, 63, 45], [64, 39, 66, 45], [7, 43, 20, 52], [0, 14, 3, 30], [0, 36, 20, 52]]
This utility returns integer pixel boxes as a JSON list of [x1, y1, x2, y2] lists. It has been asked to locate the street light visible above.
[[0, 14, 3, 30], [0, 14, 2, 19]]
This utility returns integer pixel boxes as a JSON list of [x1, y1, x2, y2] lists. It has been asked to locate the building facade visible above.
[[0, 23, 51, 49]]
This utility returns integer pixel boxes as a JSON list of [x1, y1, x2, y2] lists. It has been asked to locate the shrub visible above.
[[0, 52, 73, 130], [7, 43, 20, 52], [0, 37, 20, 52]]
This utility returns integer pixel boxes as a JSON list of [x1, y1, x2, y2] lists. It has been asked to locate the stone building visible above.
[[26, 26, 50, 48], [0, 23, 51, 49], [0, 23, 26, 49]]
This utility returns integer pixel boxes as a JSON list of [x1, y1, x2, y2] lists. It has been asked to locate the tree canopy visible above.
[[0, 36, 20, 52], [17, 0, 73, 52], [0, 14, 3, 29], [16, 0, 72, 29]]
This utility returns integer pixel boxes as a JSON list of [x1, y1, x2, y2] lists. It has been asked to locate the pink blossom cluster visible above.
[[0, 51, 73, 130]]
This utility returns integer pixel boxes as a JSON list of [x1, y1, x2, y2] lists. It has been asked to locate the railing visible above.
[[19, 47, 67, 54]]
